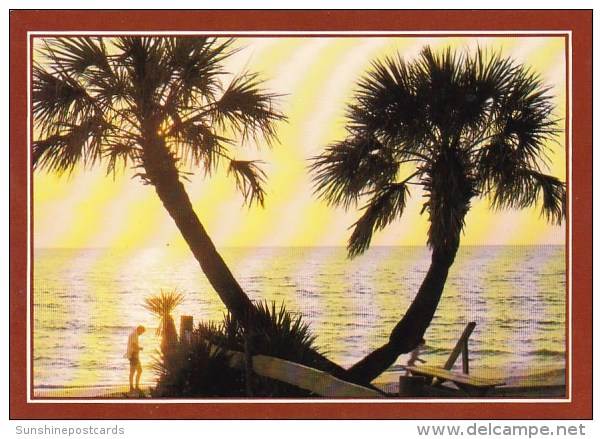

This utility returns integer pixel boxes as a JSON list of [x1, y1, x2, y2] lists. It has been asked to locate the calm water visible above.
[[32, 245, 566, 389]]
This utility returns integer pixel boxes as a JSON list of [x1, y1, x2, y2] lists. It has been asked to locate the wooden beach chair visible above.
[[405, 322, 505, 396]]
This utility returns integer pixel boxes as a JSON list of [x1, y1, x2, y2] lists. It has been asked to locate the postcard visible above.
[[9, 9, 592, 419]]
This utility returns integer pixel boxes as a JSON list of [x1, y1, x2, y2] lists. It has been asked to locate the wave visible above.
[[469, 348, 512, 356], [527, 348, 565, 357]]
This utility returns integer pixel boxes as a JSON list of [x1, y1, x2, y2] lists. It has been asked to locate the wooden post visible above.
[[462, 339, 469, 374], [399, 376, 427, 397], [443, 322, 476, 371], [180, 316, 193, 346]]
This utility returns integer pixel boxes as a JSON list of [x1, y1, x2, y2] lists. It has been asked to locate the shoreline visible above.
[[32, 385, 567, 399], [33, 369, 566, 399], [33, 385, 150, 399], [373, 368, 566, 398]]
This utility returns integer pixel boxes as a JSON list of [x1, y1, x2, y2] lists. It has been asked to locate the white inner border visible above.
[[26, 29, 574, 405]]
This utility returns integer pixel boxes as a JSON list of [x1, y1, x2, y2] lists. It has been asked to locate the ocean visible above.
[[32, 245, 566, 391]]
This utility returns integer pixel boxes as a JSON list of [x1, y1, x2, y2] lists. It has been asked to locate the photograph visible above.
[[9, 9, 592, 420]]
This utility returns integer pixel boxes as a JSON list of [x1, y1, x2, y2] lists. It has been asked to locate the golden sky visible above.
[[32, 35, 567, 250]]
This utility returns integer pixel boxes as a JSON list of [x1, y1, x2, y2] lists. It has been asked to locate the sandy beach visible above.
[[373, 368, 566, 398], [32, 368, 566, 399], [33, 385, 152, 399]]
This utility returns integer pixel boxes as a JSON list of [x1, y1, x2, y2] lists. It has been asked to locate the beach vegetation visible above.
[[143, 289, 184, 372], [151, 301, 335, 397]]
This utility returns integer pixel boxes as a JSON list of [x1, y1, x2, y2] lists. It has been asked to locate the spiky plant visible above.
[[153, 301, 340, 397], [144, 289, 184, 370], [202, 301, 322, 365]]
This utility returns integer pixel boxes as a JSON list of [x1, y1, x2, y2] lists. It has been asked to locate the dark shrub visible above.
[[152, 301, 341, 397]]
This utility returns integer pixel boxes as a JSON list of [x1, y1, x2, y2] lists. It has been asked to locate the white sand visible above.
[[33, 385, 150, 398]]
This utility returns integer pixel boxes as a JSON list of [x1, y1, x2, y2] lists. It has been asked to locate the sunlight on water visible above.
[[32, 245, 566, 389]]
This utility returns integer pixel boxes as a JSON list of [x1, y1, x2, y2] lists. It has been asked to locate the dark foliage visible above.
[[310, 45, 565, 258], [152, 301, 329, 397], [33, 36, 286, 205]]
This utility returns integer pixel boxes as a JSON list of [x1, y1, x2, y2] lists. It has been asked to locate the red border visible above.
[[9, 10, 593, 419]]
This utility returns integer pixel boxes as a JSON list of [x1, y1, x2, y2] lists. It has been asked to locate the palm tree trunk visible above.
[[346, 145, 474, 385], [141, 141, 358, 382], [136, 133, 357, 381], [141, 134, 257, 327], [346, 244, 459, 385]]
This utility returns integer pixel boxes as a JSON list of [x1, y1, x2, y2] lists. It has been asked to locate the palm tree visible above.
[[33, 37, 286, 327], [310, 46, 566, 384]]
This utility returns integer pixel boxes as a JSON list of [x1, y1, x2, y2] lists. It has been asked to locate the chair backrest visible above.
[[442, 322, 476, 373]]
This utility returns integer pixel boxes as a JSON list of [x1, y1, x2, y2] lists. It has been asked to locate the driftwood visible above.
[[209, 344, 383, 398]]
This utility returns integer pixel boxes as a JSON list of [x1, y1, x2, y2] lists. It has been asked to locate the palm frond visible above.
[[413, 46, 466, 132], [33, 116, 108, 174], [471, 48, 518, 106], [348, 182, 410, 258], [214, 72, 286, 145], [227, 160, 268, 207], [489, 168, 566, 225], [113, 36, 171, 106], [163, 37, 233, 105], [45, 37, 111, 77], [33, 65, 95, 129], [90, 62, 133, 109], [310, 134, 399, 209], [38, 37, 130, 113], [450, 48, 509, 134], [477, 136, 528, 184], [492, 70, 558, 163], [104, 141, 139, 178], [346, 54, 432, 154], [251, 301, 320, 357], [164, 111, 231, 173], [33, 41, 129, 175], [535, 172, 566, 225]]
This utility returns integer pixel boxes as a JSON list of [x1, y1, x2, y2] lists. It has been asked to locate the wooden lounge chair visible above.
[[405, 322, 505, 396]]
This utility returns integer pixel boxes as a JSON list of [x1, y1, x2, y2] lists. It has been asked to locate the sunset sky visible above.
[[32, 34, 568, 251]]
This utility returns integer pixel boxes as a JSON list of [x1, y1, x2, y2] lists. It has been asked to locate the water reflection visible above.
[[33, 245, 566, 388]]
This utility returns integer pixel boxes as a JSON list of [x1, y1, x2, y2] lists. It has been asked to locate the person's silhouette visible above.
[[126, 325, 146, 396]]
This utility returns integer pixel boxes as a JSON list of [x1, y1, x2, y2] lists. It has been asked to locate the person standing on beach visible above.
[[126, 325, 146, 396]]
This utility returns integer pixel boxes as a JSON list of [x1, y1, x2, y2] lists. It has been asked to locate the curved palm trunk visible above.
[[348, 145, 472, 385], [141, 133, 257, 327], [347, 244, 459, 384], [137, 131, 353, 381]]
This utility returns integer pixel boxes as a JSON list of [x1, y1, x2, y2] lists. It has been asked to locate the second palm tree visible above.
[[311, 46, 565, 384]]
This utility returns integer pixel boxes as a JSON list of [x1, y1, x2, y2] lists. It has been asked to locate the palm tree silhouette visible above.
[[33, 37, 286, 327], [311, 46, 566, 384]]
